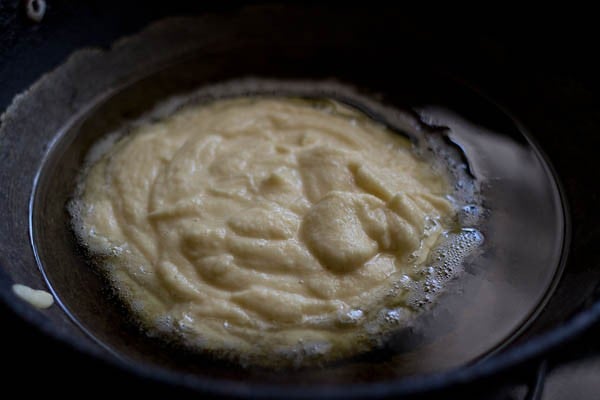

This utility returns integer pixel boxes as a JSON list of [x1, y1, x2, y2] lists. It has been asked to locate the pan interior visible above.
[[21, 15, 567, 389]]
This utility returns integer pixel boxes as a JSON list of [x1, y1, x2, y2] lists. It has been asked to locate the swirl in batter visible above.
[[72, 97, 457, 366]]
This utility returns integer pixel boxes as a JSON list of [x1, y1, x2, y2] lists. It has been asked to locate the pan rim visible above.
[[0, 12, 581, 398]]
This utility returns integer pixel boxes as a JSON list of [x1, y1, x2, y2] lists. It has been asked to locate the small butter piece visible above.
[[12, 284, 54, 309]]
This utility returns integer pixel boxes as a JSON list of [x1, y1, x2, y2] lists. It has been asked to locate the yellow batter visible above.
[[73, 97, 455, 365]]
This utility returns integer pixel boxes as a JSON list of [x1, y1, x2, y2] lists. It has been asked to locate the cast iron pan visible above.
[[1, 2, 600, 399]]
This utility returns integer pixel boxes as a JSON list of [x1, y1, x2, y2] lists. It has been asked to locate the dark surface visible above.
[[2, 2, 600, 399]]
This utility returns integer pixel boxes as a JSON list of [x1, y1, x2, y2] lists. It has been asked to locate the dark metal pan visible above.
[[1, 2, 599, 398]]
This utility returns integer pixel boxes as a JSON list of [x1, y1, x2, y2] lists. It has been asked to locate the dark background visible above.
[[2, 2, 600, 398]]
